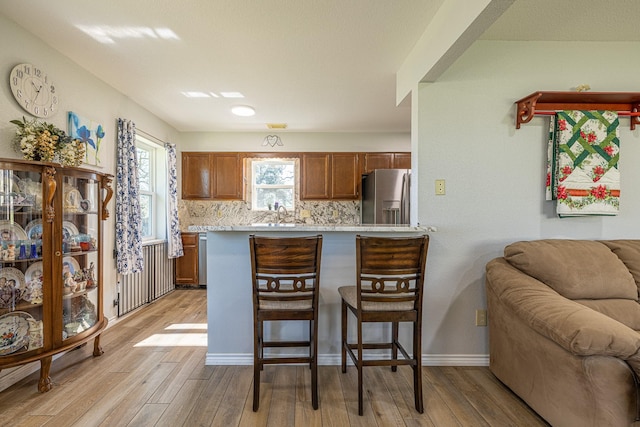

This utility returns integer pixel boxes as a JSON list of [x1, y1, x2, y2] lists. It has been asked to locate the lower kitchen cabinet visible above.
[[175, 232, 199, 286]]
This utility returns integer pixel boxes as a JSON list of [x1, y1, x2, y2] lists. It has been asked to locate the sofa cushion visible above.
[[575, 299, 640, 330], [600, 240, 640, 294], [504, 240, 637, 300]]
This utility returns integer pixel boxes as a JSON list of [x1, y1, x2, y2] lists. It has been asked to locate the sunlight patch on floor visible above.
[[134, 323, 208, 347]]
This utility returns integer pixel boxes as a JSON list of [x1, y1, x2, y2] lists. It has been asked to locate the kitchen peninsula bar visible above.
[[188, 224, 429, 365]]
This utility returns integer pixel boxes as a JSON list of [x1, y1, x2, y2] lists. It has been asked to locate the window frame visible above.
[[136, 139, 156, 240], [250, 158, 296, 211]]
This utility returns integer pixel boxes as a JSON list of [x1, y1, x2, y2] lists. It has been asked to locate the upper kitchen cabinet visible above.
[[301, 153, 330, 199], [331, 153, 360, 199], [182, 152, 213, 199], [301, 153, 360, 200], [362, 152, 411, 174], [181, 152, 243, 200], [211, 153, 244, 200]]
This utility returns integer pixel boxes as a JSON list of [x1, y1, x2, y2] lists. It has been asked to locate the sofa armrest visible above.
[[486, 258, 640, 358]]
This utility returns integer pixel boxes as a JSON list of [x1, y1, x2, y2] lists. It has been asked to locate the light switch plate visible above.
[[300, 209, 311, 218]]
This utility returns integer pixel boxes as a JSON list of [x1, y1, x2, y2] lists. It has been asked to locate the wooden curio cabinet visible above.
[[0, 158, 112, 392]]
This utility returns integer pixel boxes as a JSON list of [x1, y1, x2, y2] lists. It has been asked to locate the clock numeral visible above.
[[16, 89, 22, 99], [42, 108, 48, 117], [12, 76, 19, 87], [34, 68, 41, 78], [24, 99, 30, 109], [50, 85, 56, 94], [15, 70, 23, 79], [34, 106, 39, 115], [52, 96, 58, 105], [23, 65, 31, 75]]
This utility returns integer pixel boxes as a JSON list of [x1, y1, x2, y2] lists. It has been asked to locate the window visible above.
[[251, 159, 295, 211], [136, 136, 167, 240], [136, 142, 154, 238]]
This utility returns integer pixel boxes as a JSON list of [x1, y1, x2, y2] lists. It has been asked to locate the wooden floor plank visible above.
[[0, 290, 551, 427], [126, 403, 168, 427], [266, 366, 297, 427]]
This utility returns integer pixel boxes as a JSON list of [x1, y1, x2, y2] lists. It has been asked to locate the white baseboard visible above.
[[205, 353, 489, 367]]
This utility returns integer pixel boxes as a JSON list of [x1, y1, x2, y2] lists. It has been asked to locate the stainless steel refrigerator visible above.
[[360, 169, 410, 225]]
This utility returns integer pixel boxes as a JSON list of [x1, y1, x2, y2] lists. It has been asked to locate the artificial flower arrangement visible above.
[[10, 117, 85, 167]]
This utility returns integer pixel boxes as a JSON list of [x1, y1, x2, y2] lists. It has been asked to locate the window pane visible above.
[[253, 162, 294, 185], [139, 193, 152, 237], [136, 147, 151, 192], [256, 188, 294, 210]]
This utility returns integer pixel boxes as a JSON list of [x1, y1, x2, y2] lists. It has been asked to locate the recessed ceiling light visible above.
[[231, 105, 256, 117], [182, 91, 210, 98], [220, 91, 245, 98]]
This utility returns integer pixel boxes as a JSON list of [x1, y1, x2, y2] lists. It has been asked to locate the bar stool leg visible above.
[[391, 321, 399, 372], [414, 321, 424, 413], [341, 300, 347, 373]]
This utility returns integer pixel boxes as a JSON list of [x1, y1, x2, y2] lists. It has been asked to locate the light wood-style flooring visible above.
[[0, 289, 549, 426]]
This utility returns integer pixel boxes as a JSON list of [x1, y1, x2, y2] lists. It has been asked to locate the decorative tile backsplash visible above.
[[179, 200, 360, 231]]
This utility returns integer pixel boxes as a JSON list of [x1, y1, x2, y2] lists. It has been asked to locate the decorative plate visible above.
[[62, 221, 79, 241], [0, 267, 26, 308], [25, 219, 43, 240], [0, 173, 21, 194], [17, 178, 42, 210], [23, 262, 44, 303], [0, 220, 27, 242], [0, 311, 32, 355], [63, 184, 83, 213], [62, 257, 81, 278]]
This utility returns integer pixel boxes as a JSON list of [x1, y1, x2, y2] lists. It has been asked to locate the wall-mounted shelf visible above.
[[515, 91, 640, 130]]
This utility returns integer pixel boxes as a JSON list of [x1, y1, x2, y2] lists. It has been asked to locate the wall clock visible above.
[[9, 63, 59, 118]]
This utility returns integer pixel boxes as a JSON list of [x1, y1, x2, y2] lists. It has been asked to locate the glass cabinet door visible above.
[[0, 166, 45, 356], [61, 175, 99, 341]]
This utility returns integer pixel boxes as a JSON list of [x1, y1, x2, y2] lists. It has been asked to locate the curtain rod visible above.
[[136, 129, 167, 147]]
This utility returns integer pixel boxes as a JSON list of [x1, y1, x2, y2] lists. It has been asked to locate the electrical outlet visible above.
[[475, 309, 487, 326], [435, 179, 446, 195], [332, 210, 339, 218], [217, 210, 223, 218], [300, 209, 311, 218]]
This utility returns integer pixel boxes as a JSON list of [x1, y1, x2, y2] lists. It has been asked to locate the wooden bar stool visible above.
[[339, 234, 429, 415], [249, 234, 323, 411]]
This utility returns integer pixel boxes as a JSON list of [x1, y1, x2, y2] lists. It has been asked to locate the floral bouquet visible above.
[[10, 117, 85, 167]]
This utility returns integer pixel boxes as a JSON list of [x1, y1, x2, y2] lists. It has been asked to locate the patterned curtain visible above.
[[165, 142, 183, 258], [116, 118, 144, 274]]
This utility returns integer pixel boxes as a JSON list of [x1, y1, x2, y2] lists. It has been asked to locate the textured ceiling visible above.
[[1, 0, 638, 133]]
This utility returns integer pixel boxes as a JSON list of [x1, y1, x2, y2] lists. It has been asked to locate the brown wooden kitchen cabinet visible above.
[[301, 153, 360, 200], [212, 153, 243, 200], [175, 232, 198, 286], [182, 152, 213, 199], [362, 152, 411, 174], [181, 152, 243, 200]]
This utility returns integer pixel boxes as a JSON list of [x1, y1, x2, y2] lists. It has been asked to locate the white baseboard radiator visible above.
[[117, 241, 175, 316]]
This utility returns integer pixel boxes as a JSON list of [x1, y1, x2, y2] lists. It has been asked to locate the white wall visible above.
[[418, 40, 640, 357], [179, 132, 410, 152], [0, 15, 181, 321]]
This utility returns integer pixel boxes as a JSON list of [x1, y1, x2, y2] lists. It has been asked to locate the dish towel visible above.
[[546, 110, 620, 217]]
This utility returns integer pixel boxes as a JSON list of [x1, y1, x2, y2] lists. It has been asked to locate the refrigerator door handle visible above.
[[401, 172, 410, 224]]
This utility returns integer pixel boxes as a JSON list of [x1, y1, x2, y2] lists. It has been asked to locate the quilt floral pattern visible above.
[[546, 110, 620, 217]]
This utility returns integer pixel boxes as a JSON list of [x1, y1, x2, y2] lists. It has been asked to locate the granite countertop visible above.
[[188, 224, 435, 232]]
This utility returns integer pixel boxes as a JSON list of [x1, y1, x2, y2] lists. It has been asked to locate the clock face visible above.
[[9, 63, 59, 118]]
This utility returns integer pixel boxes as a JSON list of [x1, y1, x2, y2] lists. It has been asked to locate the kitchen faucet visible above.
[[276, 205, 288, 223]]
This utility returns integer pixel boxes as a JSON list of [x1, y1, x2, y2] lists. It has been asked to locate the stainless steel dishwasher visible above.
[[198, 233, 207, 287]]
